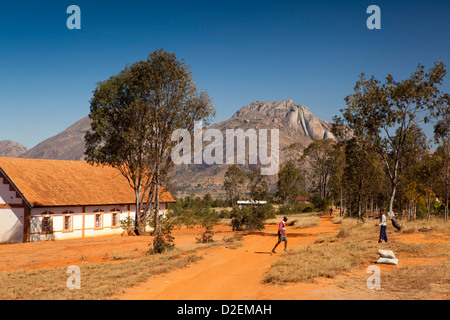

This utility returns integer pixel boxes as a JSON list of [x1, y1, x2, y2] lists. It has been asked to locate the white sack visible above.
[[378, 249, 396, 259], [376, 257, 398, 266]]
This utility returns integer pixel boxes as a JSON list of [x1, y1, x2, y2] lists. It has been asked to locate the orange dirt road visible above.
[[118, 213, 341, 300]]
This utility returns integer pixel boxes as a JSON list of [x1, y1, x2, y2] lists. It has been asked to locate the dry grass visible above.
[[264, 218, 375, 283], [222, 234, 244, 249], [264, 239, 375, 283], [0, 234, 246, 300], [382, 260, 450, 298], [0, 247, 203, 300], [266, 213, 321, 229], [264, 216, 450, 294], [397, 217, 450, 236]]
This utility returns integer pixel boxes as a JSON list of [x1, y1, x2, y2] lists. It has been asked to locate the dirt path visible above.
[[117, 213, 342, 300]]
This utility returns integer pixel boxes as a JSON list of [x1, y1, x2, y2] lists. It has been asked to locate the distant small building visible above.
[[295, 196, 310, 202], [237, 200, 267, 209], [0, 157, 175, 243]]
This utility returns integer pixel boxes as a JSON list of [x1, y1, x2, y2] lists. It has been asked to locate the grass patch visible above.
[[0, 231, 251, 300], [264, 218, 375, 283], [264, 241, 375, 283], [222, 234, 244, 249], [382, 260, 450, 296], [266, 213, 321, 229], [264, 216, 450, 286], [0, 248, 203, 300]]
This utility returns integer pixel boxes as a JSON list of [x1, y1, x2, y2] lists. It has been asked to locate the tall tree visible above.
[[434, 106, 450, 222], [328, 141, 346, 215], [85, 49, 215, 235], [335, 62, 449, 214], [223, 165, 246, 205], [275, 160, 304, 205], [248, 168, 269, 201], [398, 125, 430, 220], [302, 139, 336, 199], [342, 138, 384, 219]]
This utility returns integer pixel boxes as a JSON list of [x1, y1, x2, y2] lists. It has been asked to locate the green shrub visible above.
[[230, 203, 274, 231], [120, 217, 136, 236], [310, 195, 330, 212], [196, 229, 215, 243], [218, 209, 230, 219], [149, 220, 175, 254]]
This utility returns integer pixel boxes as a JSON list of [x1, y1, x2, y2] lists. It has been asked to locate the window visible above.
[[94, 211, 103, 229], [63, 211, 73, 232], [41, 212, 53, 234], [111, 209, 120, 227]]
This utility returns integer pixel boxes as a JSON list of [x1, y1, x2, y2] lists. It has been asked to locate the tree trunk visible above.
[[370, 198, 374, 217], [388, 181, 397, 214], [153, 178, 161, 234], [134, 187, 146, 235], [445, 158, 449, 222], [387, 156, 400, 214], [426, 194, 431, 221]]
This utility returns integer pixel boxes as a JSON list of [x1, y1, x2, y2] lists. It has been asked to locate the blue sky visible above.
[[0, 0, 449, 148]]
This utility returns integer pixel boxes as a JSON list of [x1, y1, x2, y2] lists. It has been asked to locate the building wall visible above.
[[0, 177, 25, 243], [0, 207, 24, 243], [29, 202, 168, 242], [0, 177, 23, 205]]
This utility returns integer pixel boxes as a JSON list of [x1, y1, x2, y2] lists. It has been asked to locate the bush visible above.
[[230, 203, 274, 231], [196, 210, 221, 243], [149, 220, 175, 254], [172, 210, 199, 228], [196, 229, 215, 243], [230, 205, 246, 231], [310, 195, 330, 212], [199, 210, 220, 229], [120, 217, 136, 236], [218, 209, 230, 219]]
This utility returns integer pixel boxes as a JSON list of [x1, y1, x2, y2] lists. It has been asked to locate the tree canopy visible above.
[[85, 49, 215, 234]]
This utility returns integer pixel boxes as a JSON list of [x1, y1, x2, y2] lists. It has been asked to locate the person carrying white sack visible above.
[[376, 210, 388, 243]]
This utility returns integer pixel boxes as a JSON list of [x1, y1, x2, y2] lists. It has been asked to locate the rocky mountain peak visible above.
[[230, 99, 335, 141], [0, 140, 29, 158]]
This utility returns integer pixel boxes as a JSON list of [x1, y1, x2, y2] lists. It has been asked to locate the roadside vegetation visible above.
[[264, 216, 450, 298], [0, 233, 242, 300], [0, 247, 202, 300]]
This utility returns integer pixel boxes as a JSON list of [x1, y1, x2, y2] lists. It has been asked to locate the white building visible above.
[[0, 157, 175, 243]]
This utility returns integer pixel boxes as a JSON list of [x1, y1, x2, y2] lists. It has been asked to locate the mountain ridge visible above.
[[14, 99, 336, 197], [0, 140, 29, 158]]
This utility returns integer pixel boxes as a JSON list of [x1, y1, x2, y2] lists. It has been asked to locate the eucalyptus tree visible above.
[[434, 105, 450, 222], [85, 49, 215, 235], [223, 164, 246, 205], [301, 139, 336, 200], [335, 62, 449, 214], [275, 160, 304, 205]]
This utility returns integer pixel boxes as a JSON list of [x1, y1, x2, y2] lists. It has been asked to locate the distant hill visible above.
[[19, 117, 91, 161], [0, 140, 29, 158], [17, 100, 336, 197]]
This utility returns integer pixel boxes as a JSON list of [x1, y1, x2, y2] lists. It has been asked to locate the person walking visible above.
[[272, 216, 288, 253], [376, 210, 388, 243]]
